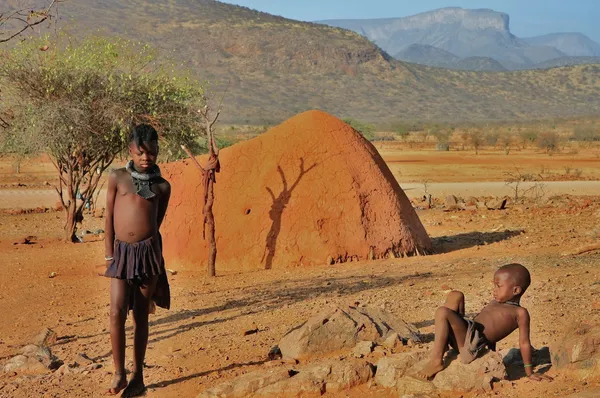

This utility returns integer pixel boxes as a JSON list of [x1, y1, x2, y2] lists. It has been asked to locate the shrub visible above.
[[537, 131, 560, 153], [571, 126, 600, 142]]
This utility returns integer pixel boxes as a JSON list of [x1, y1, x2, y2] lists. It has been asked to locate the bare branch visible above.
[[0, 1, 59, 43], [180, 144, 206, 174]]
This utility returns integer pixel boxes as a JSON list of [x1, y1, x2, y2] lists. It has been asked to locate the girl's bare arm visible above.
[[157, 181, 171, 229], [104, 171, 118, 262]]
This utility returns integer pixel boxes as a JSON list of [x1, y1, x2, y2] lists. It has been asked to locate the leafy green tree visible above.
[[0, 35, 207, 242], [343, 118, 375, 141]]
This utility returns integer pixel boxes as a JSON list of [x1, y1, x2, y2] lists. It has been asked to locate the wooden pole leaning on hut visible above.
[[181, 106, 221, 277]]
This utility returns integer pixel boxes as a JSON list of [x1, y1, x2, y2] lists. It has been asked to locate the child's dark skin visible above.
[[416, 264, 553, 382], [104, 140, 171, 396]]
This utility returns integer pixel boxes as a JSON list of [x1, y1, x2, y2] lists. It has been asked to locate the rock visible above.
[[49, 272, 57, 278], [382, 332, 404, 353], [198, 368, 291, 397], [395, 376, 437, 396], [56, 363, 72, 375], [33, 328, 57, 347], [502, 346, 551, 379], [352, 341, 375, 358], [431, 351, 506, 392], [444, 195, 459, 210], [486, 198, 507, 210], [199, 360, 373, 397], [375, 351, 428, 388], [278, 306, 420, 360], [75, 353, 94, 367], [551, 323, 600, 378], [267, 346, 282, 361], [476, 201, 487, 210], [322, 360, 374, 392], [465, 196, 478, 206], [326, 255, 334, 265], [3, 355, 48, 375]]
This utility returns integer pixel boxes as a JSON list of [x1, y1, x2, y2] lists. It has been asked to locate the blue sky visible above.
[[222, 0, 599, 42]]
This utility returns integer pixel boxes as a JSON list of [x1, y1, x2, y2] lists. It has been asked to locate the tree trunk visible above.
[[64, 201, 78, 242], [205, 178, 217, 277]]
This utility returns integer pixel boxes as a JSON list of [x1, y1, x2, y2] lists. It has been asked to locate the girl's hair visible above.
[[129, 124, 158, 147]]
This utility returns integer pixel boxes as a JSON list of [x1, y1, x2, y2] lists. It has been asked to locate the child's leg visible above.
[[107, 278, 130, 395], [443, 290, 465, 316], [416, 305, 469, 379], [122, 275, 158, 397]]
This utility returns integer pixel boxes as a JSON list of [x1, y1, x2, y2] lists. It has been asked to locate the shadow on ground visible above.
[[432, 230, 523, 254], [147, 272, 435, 344]]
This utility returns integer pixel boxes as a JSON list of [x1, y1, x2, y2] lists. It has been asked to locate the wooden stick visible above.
[[180, 145, 206, 175]]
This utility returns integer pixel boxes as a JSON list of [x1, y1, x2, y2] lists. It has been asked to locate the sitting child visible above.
[[416, 263, 552, 381]]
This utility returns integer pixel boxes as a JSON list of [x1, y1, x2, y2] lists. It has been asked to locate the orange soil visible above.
[[161, 110, 431, 272], [1, 197, 600, 397]]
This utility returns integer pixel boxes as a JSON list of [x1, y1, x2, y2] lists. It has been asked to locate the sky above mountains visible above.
[[222, 0, 599, 42]]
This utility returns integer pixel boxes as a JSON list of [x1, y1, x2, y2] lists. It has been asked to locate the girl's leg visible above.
[[122, 276, 158, 397], [107, 278, 129, 395], [416, 306, 469, 379], [443, 290, 465, 315]]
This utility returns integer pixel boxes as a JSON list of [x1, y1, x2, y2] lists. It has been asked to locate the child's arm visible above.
[[517, 308, 552, 381], [104, 171, 118, 266], [157, 181, 171, 229]]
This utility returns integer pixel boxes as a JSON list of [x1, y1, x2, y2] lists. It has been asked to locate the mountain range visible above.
[[319, 8, 600, 71], [2, 0, 600, 124]]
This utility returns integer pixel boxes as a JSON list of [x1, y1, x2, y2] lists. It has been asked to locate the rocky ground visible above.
[[1, 192, 600, 397]]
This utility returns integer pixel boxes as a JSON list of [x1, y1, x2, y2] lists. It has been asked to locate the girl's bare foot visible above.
[[105, 373, 127, 395], [415, 360, 445, 380], [122, 373, 146, 397]]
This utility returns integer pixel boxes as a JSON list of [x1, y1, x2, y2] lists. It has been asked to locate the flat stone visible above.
[[431, 350, 506, 392], [352, 341, 375, 358], [278, 305, 420, 360], [375, 351, 428, 388]]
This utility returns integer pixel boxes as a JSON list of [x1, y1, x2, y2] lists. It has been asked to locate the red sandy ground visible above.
[[1, 194, 600, 397]]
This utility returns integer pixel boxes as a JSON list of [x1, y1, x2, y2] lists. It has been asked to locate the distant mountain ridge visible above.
[[525, 33, 600, 57], [318, 7, 600, 71], [6, 0, 599, 124]]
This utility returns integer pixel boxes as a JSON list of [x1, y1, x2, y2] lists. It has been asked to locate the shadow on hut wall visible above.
[[262, 158, 317, 270], [432, 229, 523, 254]]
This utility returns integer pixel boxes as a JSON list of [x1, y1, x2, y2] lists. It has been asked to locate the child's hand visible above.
[[528, 373, 553, 381]]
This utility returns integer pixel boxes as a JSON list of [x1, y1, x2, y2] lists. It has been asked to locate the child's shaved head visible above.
[[497, 263, 531, 293]]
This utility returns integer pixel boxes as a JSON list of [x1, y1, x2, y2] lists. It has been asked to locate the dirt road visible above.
[[2, 181, 599, 209]]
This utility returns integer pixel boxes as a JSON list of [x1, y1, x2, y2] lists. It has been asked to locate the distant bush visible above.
[[467, 130, 484, 154], [537, 131, 560, 153], [343, 118, 375, 141], [519, 130, 538, 148], [571, 126, 600, 142], [393, 124, 411, 140], [486, 131, 499, 146], [436, 142, 450, 151]]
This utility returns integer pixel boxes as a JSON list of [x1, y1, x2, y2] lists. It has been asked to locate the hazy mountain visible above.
[[395, 45, 506, 71], [455, 57, 507, 72], [394, 44, 460, 67], [319, 8, 566, 69], [533, 56, 600, 69], [525, 33, 600, 57], [6, 0, 599, 123]]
